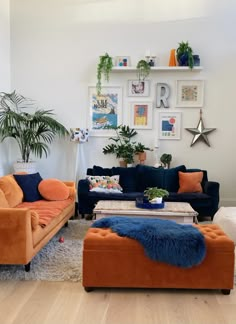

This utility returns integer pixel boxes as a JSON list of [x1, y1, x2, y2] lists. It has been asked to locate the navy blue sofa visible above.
[[78, 165, 220, 220]]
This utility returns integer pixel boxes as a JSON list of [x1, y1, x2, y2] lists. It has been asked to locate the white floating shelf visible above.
[[112, 66, 203, 72]]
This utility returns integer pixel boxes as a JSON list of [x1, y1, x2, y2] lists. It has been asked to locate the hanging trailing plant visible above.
[[96, 53, 113, 95], [136, 60, 151, 81]]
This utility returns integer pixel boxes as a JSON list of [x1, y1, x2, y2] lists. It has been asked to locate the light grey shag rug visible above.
[[0, 219, 92, 282]]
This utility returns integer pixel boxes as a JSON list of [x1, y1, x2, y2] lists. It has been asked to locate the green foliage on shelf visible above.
[[96, 53, 113, 95], [136, 60, 151, 81], [176, 41, 194, 69]]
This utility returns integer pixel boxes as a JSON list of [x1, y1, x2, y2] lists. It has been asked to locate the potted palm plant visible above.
[[0, 91, 69, 173]]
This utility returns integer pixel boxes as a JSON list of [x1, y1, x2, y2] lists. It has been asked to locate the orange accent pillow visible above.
[[0, 188, 9, 207], [0, 175, 23, 207], [178, 171, 203, 193], [38, 179, 70, 201]]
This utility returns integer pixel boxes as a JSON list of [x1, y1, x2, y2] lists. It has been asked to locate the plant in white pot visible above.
[[0, 91, 69, 173], [144, 187, 169, 204]]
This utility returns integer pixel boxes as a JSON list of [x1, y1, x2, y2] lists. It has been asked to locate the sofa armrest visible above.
[[0, 208, 33, 264], [203, 181, 220, 197], [78, 179, 90, 195]]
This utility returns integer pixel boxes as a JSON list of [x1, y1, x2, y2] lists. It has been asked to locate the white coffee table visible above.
[[94, 200, 198, 224]]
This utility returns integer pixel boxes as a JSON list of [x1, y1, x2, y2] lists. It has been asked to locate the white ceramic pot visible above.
[[13, 161, 37, 174]]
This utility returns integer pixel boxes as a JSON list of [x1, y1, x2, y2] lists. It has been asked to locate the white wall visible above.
[[2, 0, 235, 205], [0, 0, 10, 176]]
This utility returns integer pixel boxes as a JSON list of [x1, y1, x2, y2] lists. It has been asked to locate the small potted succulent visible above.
[[144, 187, 169, 204], [160, 153, 172, 169]]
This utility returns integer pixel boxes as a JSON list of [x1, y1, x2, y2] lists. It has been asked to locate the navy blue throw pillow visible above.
[[163, 165, 186, 192], [13, 173, 43, 202], [136, 165, 165, 192], [93, 165, 113, 176], [112, 167, 137, 193]]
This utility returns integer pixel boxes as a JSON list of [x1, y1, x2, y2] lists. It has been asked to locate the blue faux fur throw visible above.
[[92, 217, 206, 268]]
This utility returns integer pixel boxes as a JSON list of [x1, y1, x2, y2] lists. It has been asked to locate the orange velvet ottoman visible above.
[[82, 224, 235, 294]]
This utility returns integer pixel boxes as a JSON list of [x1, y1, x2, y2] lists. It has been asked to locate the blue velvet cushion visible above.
[[13, 172, 43, 202], [93, 165, 113, 176], [112, 167, 137, 193], [136, 165, 165, 192], [163, 165, 186, 192]]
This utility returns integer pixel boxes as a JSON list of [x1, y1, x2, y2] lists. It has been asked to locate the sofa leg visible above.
[[84, 287, 94, 292], [64, 221, 68, 227], [25, 262, 31, 272], [221, 289, 231, 295]]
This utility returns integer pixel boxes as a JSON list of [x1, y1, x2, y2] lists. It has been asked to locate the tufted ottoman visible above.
[[213, 207, 236, 244], [83, 224, 235, 294]]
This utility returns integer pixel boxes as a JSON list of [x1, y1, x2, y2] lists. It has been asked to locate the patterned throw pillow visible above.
[[86, 175, 123, 193]]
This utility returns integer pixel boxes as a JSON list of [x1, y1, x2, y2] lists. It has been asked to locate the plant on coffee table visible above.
[[144, 187, 169, 203]]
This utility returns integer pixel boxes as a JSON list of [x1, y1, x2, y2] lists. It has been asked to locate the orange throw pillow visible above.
[[0, 188, 9, 207], [38, 179, 70, 201], [0, 175, 23, 207], [178, 171, 203, 193]]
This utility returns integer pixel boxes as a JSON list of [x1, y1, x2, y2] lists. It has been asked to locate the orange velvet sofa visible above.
[[83, 224, 235, 294], [0, 174, 76, 271]]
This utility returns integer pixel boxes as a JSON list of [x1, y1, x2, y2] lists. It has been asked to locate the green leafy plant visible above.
[[96, 52, 113, 95], [144, 187, 169, 201], [136, 60, 151, 81], [0, 91, 69, 162], [102, 125, 152, 165], [176, 41, 194, 69], [160, 153, 172, 169]]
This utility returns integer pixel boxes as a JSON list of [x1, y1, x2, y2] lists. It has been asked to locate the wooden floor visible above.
[[0, 281, 235, 324]]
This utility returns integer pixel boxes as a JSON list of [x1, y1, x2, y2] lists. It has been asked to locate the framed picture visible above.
[[88, 86, 122, 137], [115, 56, 131, 67], [176, 80, 204, 107], [159, 112, 181, 140], [130, 102, 153, 129], [127, 80, 150, 97]]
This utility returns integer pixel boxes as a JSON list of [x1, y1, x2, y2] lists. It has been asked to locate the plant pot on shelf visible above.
[[119, 160, 127, 168]]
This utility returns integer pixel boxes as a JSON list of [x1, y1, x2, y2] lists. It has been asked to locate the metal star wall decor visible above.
[[185, 109, 216, 147]]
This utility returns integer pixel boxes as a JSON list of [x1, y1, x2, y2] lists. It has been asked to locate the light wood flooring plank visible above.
[[0, 281, 235, 324]]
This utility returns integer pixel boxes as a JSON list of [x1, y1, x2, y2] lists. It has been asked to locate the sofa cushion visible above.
[[0, 175, 23, 207], [0, 188, 9, 207], [163, 165, 186, 192], [112, 167, 137, 192], [38, 179, 70, 201], [13, 173, 43, 202], [178, 171, 203, 193], [87, 175, 123, 193], [93, 165, 113, 176], [136, 165, 165, 192]]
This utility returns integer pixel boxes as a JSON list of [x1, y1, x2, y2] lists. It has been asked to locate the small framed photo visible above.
[[159, 112, 181, 140], [127, 80, 150, 97], [88, 86, 123, 137], [70, 128, 89, 143], [176, 80, 204, 107], [115, 56, 131, 67], [130, 102, 153, 129]]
